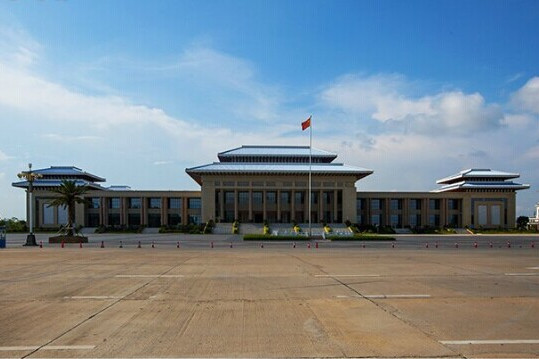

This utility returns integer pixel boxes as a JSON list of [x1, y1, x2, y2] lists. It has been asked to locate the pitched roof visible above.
[[436, 168, 520, 184]]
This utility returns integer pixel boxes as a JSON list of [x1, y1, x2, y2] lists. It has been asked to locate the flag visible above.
[[302, 116, 311, 131]]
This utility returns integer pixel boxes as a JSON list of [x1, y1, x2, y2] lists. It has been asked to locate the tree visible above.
[[48, 180, 89, 236], [516, 216, 529, 230]]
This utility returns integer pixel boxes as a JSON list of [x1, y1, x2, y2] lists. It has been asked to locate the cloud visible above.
[[511, 76, 539, 114], [320, 74, 504, 136], [0, 25, 41, 67], [0, 149, 11, 161]]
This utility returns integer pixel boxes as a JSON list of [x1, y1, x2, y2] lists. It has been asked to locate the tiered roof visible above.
[[433, 168, 529, 192], [187, 145, 373, 185], [12, 166, 106, 190]]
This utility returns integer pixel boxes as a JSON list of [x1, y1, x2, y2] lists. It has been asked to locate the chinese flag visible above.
[[301, 116, 311, 131]]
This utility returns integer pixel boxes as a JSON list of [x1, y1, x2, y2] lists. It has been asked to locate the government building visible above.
[[13, 145, 530, 231]]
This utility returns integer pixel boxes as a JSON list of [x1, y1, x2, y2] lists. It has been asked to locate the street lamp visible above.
[[17, 163, 43, 246]]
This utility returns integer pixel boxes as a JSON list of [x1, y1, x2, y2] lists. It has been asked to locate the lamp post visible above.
[[17, 163, 43, 246]]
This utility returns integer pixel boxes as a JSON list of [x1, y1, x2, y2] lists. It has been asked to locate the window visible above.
[[168, 213, 181, 226], [371, 214, 381, 226], [371, 199, 381, 210], [280, 191, 290, 204], [225, 192, 234, 205], [109, 198, 120, 209], [409, 199, 421, 211], [188, 198, 201, 209], [43, 204, 54, 225], [238, 191, 249, 205], [128, 213, 141, 226], [252, 192, 263, 205], [266, 191, 276, 204], [491, 205, 501, 226], [129, 197, 141, 209], [108, 213, 121, 226], [148, 198, 161, 209], [189, 215, 201, 224], [429, 199, 440, 210], [390, 199, 402, 210], [147, 213, 161, 227], [58, 206, 68, 225], [88, 197, 100, 209], [168, 198, 182, 209], [357, 198, 364, 210], [295, 191, 304, 205], [448, 199, 459, 210], [390, 214, 401, 227]]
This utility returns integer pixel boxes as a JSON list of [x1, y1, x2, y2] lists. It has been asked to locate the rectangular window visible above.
[[168, 213, 181, 226], [371, 199, 381, 211], [252, 192, 263, 205], [409, 199, 421, 211], [128, 213, 141, 226], [356, 198, 363, 210], [295, 191, 304, 205], [43, 204, 54, 225], [237, 181, 249, 186], [57, 206, 68, 225], [87, 213, 100, 227], [390, 214, 401, 227], [168, 198, 182, 209], [129, 197, 141, 209], [225, 192, 234, 205], [238, 191, 249, 205], [280, 191, 290, 204], [88, 197, 100, 209], [109, 197, 120, 209], [188, 198, 201, 209], [448, 199, 459, 210], [491, 205, 501, 226], [429, 214, 440, 226], [429, 199, 440, 210], [371, 214, 381, 226], [266, 191, 276, 204], [188, 215, 201, 224], [148, 198, 161, 209], [147, 213, 161, 227], [390, 199, 402, 210], [478, 205, 487, 226], [108, 213, 121, 226]]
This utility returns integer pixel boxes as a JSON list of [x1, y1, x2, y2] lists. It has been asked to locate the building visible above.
[[528, 202, 539, 230], [13, 145, 530, 230]]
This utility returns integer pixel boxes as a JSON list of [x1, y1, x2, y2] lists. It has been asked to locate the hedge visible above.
[[327, 234, 395, 241], [243, 234, 311, 241]]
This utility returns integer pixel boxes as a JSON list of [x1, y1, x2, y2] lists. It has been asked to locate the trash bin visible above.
[[0, 226, 6, 248]]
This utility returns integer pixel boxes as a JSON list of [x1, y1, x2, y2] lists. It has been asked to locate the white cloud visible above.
[[320, 74, 504, 136], [511, 76, 539, 114], [0, 25, 41, 68]]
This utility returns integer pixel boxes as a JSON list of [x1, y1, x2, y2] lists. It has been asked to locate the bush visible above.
[[0, 217, 27, 232], [244, 234, 311, 241], [327, 234, 395, 241]]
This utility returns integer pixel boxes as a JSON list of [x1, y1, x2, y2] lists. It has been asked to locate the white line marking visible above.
[[441, 339, 539, 345], [526, 266, 539, 270], [315, 274, 380, 277], [0, 345, 95, 351], [504, 273, 539, 276], [115, 274, 183, 278], [64, 296, 121, 299], [336, 294, 431, 299]]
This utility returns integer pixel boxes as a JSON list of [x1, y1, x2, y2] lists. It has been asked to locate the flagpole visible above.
[[309, 115, 312, 238]]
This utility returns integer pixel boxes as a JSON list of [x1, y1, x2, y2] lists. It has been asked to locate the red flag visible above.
[[301, 116, 311, 131]]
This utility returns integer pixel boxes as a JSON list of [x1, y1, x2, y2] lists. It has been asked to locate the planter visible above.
[[49, 235, 88, 244]]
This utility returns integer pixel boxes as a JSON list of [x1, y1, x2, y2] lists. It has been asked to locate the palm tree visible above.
[[48, 180, 89, 236]]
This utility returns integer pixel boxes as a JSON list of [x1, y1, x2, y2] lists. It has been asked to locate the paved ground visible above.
[[0, 234, 538, 358]]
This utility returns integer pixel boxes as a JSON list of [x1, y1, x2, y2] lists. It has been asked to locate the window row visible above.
[[87, 197, 201, 210]]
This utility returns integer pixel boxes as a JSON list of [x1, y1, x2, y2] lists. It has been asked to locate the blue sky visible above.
[[0, 0, 538, 219]]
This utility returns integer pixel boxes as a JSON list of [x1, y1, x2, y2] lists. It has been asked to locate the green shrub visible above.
[[244, 234, 311, 241]]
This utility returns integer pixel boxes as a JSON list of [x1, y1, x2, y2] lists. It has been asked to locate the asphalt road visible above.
[[0, 234, 538, 358]]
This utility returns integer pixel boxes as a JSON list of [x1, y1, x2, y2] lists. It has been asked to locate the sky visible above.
[[0, 0, 538, 219]]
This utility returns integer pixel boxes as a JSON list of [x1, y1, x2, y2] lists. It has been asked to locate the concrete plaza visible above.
[[0, 237, 538, 358]]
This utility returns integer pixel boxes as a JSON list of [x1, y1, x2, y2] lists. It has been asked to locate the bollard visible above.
[[79, 241, 83, 248], [137, 241, 141, 248], [152, 241, 155, 248], [61, 240, 65, 248], [230, 242, 233, 248], [315, 242, 318, 249], [474, 242, 478, 248], [211, 241, 214, 248], [435, 242, 438, 248], [489, 242, 493, 248], [362, 244, 366, 248], [425, 243, 429, 249], [100, 241, 105, 248], [119, 241, 123, 249], [260, 243, 264, 248], [177, 241, 180, 248], [39, 241, 43, 248], [507, 241, 511, 248], [391, 243, 395, 249], [307, 242, 311, 249], [532, 242, 535, 249], [455, 242, 459, 248], [293, 242, 296, 248]]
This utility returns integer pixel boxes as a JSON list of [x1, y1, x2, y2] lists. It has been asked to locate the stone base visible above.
[[49, 235, 89, 244]]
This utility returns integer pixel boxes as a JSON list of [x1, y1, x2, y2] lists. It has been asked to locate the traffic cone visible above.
[[119, 241, 123, 249], [307, 242, 311, 249], [61, 240, 64, 248], [315, 242, 318, 249], [39, 241, 43, 248], [100, 241, 105, 248], [137, 241, 141, 248], [79, 241, 83, 248]]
